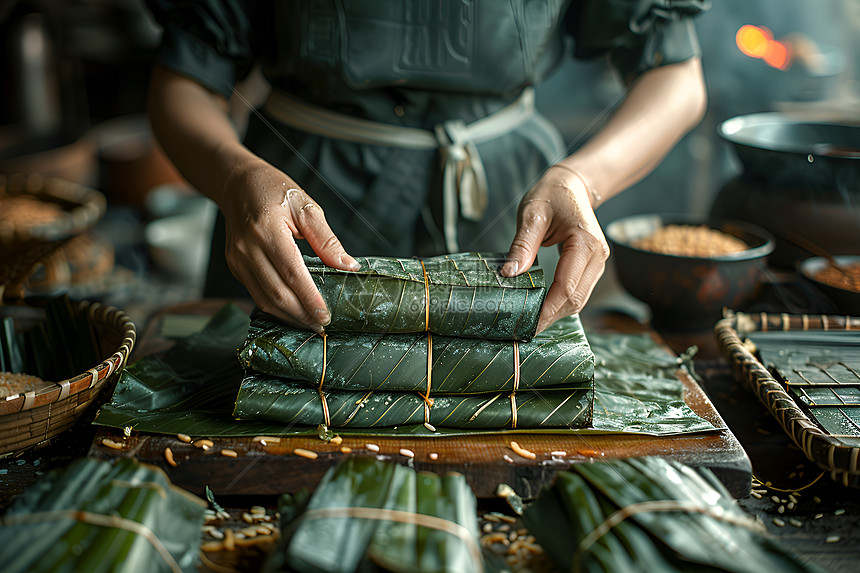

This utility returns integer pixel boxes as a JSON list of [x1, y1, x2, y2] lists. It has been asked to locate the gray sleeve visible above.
[[146, 0, 264, 98], [568, 0, 709, 82]]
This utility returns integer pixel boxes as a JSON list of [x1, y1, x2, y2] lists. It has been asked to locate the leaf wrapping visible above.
[[0, 457, 206, 573], [239, 312, 594, 394], [233, 372, 593, 429], [264, 457, 484, 573], [305, 253, 545, 340], [523, 457, 823, 573]]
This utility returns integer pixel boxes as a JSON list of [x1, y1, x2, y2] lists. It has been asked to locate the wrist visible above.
[[548, 164, 602, 208]]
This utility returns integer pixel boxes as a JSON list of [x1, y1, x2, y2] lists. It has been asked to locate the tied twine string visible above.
[[318, 332, 331, 427], [420, 260, 435, 423], [511, 342, 520, 429], [287, 506, 485, 573], [1, 510, 182, 573], [572, 500, 764, 573]]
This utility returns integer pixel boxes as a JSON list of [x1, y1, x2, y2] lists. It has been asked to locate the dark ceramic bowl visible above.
[[606, 214, 775, 330], [798, 256, 860, 315]]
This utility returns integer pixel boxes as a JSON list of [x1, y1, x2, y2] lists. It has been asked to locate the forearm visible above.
[[557, 57, 707, 206], [147, 65, 259, 208]]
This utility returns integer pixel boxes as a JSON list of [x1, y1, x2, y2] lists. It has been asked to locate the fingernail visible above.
[[316, 308, 331, 325], [340, 254, 361, 271], [310, 323, 325, 334], [501, 260, 518, 276]]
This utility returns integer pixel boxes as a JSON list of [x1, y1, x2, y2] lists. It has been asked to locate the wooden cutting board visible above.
[[89, 300, 751, 498]]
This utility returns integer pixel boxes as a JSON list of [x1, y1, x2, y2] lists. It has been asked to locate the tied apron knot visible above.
[[263, 88, 540, 254], [434, 120, 489, 253]]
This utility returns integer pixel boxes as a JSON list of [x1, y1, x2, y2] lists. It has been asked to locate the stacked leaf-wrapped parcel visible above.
[[0, 457, 206, 573], [263, 457, 488, 573], [233, 253, 595, 430]]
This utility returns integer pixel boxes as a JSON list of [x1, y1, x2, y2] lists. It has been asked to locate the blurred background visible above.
[[1, 0, 858, 326]]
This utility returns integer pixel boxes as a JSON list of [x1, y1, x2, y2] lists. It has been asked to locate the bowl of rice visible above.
[[606, 214, 775, 329]]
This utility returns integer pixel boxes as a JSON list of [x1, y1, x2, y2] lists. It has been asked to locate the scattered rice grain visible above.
[[834, 509, 845, 516], [788, 518, 803, 528], [366, 443, 380, 453], [240, 527, 258, 538], [399, 448, 414, 458], [813, 496, 821, 503], [330, 435, 343, 446], [340, 446, 352, 454], [482, 523, 493, 533], [777, 505, 785, 514], [256, 526, 271, 535], [482, 533, 507, 545], [503, 454, 514, 463], [164, 447, 178, 467], [509, 441, 536, 460], [772, 518, 785, 527], [250, 506, 266, 516], [293, 448, 318, 460], [201, 541, 223, 553], [223, 529, 235, 551], [252, 436, 280, 444], [176, 433, 192, 443], [423, 422, 436, 432], [242, 512, 254, 524], [550, 450, 567, 457], [825, 535, 840, 544], [221, 449, 238, 458], [770, 496, 780, 503], [101, 438, 124, 450], [429, 452, 439, 460], [814, 513, 824, 520], [750, 491, 762, 499], [194, 439, 214, 450]]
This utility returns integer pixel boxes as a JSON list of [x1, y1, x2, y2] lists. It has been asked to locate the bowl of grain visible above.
[[798, 255, 860, 315], [606, 214, 775, 329]]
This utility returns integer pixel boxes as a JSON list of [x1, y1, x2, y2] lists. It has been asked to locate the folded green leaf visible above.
[[305, 252, 545, 340], [265, 457, 483, 573], [233, 372, 593, 429], [523, 457, 824, 573], [240, 312, 593, 394], [0, 457, 206, 573]]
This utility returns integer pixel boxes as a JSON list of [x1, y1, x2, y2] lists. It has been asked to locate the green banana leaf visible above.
[[233, 372, 593, 429], [0, 456, 206, 573], [93, 304, 716, 437], [239, 311, 593, 393], [522, 457, 823, 573], [305, 252, 545, 341], [263, 457, 484, 573]]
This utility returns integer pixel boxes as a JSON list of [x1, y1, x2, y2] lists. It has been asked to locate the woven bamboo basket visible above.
[[0, 301, 135, 457], [715, 311, 860, 487], [0, 174, 106, 296]]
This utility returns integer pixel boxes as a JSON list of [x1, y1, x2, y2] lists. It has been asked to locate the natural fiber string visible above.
[[752, 471, 826, 493], [318, 332, 331, 427], [420, 260, 435, 422], [510, 341, 520, 429], [572, 500, 763, 573], [1, 510, 182, 573], [290, 506, 484, 573]]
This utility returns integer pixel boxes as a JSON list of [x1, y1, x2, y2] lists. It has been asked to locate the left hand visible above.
[[501, 165, 609, 332]]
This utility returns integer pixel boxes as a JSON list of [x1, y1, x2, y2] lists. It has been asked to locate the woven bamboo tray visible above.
[[715, 311, 860, 487], [0, 301, 135, 457], [0, 174, 106, 295]]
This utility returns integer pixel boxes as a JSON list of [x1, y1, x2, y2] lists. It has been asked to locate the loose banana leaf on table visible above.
[[305, 252, 545, 340], [240, 311, 594, 393], [263, 456, 487, 573], [93, 303, 716, 437], [522, 457, 823, 573], [0, 456, 206, 573], [233, 372, 593, 429]]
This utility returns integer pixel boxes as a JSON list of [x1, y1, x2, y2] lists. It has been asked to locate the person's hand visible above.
[[501, 165, 609, 332], [218, 159, 360, 332]]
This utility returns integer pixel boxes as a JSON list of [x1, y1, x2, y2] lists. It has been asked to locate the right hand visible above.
[[218, 159, 360, 332]]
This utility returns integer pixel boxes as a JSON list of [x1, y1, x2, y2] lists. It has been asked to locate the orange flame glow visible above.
[[736, 24, 793, 71]]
